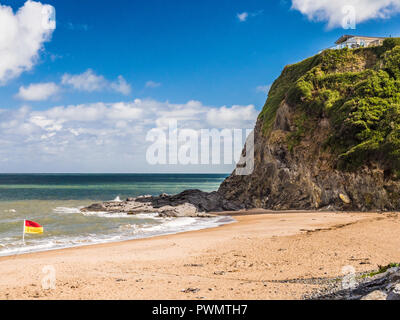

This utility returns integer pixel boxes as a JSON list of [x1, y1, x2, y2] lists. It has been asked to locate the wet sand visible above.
[[1, 210, 399, 300]]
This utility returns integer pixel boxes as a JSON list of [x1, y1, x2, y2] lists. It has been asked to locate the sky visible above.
[[0, 0, 400, 173]]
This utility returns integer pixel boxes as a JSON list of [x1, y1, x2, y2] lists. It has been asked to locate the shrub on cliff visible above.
[[259, 38, 400, 173]]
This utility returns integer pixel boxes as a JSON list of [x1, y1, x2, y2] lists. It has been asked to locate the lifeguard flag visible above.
[[24, 220, 44, 234]]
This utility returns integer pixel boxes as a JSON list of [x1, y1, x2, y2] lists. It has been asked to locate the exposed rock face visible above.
[[218, 101, 400, 211], [313, 266, 400, 300], [219, 42, 400, 212], [81, 189, 244, 217]]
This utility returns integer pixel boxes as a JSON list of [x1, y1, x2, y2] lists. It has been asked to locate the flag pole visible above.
[[22, 219, 25, 245]]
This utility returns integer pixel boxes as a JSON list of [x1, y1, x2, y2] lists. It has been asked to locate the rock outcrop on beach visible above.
[[311, 264, 400, 300], [219, 38, 400, 211], [81, 189, 244, 217]]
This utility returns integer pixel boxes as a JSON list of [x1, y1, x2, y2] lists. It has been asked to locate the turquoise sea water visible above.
[[0, 174, 232, 257]]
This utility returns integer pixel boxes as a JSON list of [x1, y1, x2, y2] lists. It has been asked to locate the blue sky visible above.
[[0, 0, 400, 172]]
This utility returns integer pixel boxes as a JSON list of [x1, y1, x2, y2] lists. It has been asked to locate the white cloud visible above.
[[206, 105, 258, 128], [0, 99, 258, 172], [112, 76, 132, 95], [38, 102, 142, 122], [61, 69, 131, 95], [30, 115, 63, 132], [61, 69, 107, 92], [145, 81, 161, 88], [66, 22, 89, 31], [291, 0, 400, 28], [237, 10, 263, 22], [237, 12, 249, 22], [256, 84, 271, 94], [0, 1, 55, 84], [16, 82, 60, 101]]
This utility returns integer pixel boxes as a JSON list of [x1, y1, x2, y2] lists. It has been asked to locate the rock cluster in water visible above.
[[81, 189, 244, 217]]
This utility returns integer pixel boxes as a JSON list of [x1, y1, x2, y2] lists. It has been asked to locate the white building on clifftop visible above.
[[332, 35, 386, 49]]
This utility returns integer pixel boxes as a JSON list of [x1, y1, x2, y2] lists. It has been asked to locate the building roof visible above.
[[335, 35, 387, 45]]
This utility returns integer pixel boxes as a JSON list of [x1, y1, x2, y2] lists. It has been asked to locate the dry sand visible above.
[[1, 210, 400, 300]]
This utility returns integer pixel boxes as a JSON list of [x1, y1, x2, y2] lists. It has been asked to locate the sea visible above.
[[0, 174, 233, 257]]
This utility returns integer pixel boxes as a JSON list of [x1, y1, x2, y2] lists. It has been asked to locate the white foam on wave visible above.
[[132, 213, 163, 220], [132, 216, 235, 239], [81, 211, 131, 218], [0, 214, 236, 258], [80, 211, 164, 220], [0, 234, 124, 257], [113, 196, 122, 202], [54, 206, 129, 218], [53, 207, 82, 214], [143, 217, 196, 232], [53, 205, 180, 221]]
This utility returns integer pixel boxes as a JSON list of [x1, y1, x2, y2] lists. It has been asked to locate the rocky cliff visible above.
[[219, 38, 400, 211]]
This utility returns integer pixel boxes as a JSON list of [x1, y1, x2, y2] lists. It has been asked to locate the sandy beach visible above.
[[1, 210, 399, 300]]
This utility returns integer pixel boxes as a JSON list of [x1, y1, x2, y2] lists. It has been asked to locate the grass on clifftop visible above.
[[259, 38, 400, 172]]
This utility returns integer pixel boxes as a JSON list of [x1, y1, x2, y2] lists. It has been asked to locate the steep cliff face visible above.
[[219, 38, 400, 211]]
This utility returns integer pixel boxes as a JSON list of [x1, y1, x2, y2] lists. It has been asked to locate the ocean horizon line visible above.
[[0, 172, 231, 175]]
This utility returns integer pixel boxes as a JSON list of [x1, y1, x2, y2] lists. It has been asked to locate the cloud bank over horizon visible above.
[[0, 99, 258, 172]]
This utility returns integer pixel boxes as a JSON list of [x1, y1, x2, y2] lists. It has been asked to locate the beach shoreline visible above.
[[1, 210, 399, 300], [0, 213, 235, 259]]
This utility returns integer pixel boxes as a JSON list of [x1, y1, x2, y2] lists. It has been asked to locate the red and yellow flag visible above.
[[24, 220, 44, 234]]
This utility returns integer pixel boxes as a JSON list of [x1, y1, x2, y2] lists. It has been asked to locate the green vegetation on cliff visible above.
[[260, 38, 400, 172]]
